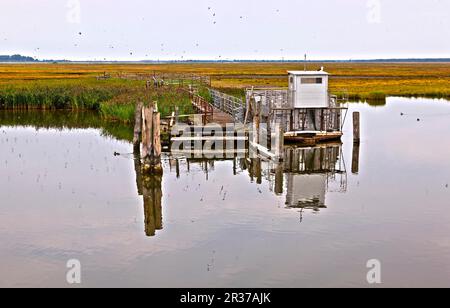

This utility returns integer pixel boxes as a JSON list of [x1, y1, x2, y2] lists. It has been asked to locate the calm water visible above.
[[1, 97, 450, 288]]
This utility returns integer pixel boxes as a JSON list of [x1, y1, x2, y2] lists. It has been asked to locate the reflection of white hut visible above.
[[282, 145, 345, 210], [286, 174, 327, 209]]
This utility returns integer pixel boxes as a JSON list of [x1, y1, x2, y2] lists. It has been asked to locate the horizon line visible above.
[[1, 55, 450, 64]]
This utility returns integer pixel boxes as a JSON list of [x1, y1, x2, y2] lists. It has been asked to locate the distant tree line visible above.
[[0, 54, 37, 62]]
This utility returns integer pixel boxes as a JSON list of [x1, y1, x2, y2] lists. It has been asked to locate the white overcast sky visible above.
[[0, 0, 449, 61]]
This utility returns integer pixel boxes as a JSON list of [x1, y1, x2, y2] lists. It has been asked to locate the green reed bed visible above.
[[0, 79, 194, 123]]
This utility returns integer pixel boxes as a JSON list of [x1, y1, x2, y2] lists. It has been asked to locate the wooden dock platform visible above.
[[284, 131, 343, 146]]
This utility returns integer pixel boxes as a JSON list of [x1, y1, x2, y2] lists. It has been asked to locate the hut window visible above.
[[301, 77, 323, 84]]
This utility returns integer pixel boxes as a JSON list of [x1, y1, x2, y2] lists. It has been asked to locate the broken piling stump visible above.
[[141, 102, 163, 175], [133, 101, 163, 175]]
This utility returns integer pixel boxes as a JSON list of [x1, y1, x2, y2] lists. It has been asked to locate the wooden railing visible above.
[[190, 92, 214, 125], [209, 89, 245, 123]]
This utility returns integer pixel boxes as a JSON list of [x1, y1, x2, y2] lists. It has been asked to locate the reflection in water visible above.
[[134, 149, 163, 237], [352, 143, 360, 174], [283, 145, 346, 211], [0, 110, 134, 142], [4, 98, 450, 287], [142, 175, 163, 237], [142, 144, 349, 236]]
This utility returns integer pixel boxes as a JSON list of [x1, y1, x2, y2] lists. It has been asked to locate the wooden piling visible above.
[[253, 100, 260, 144], [141, 105, 153, 159], [133, 102, 144, 151], [277, 126, 284, 160], [353, 112, 360, 144], [152, 111, 162, 163], [141, 102, 163, 175]]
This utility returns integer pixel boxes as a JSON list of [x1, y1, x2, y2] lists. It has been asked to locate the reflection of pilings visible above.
[[283, 145, 342, 174], [352, 143, 360, 174], [275, 163, 284, 195], [134, 146, 163, 237], [249, 158, 262, 184], [176, 159, 180, 178], [142, 174, 163, 237], [134, 149, 143, 196]]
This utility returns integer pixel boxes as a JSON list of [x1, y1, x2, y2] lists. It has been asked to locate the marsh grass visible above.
[[0, 78, 194, 123], [1, 62, 449, 123]]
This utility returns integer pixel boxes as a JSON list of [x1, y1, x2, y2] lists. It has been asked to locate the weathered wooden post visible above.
[[141, 104, 153, 159], [275, 125, 284, 160], [142, 102, 163, 174], [253, 100, 261, 145], [353, 112, 360, 144], [152, 110, 162, 166], [133, 102, 144, 151]]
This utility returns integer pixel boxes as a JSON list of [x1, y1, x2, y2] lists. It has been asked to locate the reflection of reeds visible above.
[[0, 109, 134, 142]]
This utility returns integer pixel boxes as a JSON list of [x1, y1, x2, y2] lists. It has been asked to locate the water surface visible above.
[[1, 98, 450, 288]]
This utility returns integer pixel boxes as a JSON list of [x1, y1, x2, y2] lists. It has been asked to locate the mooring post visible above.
[[277, 125, 285, 160], [353, 112, 360, 144], [133, 102, 144, 151], [141, 104, 153, 160], [152, 110, 162, 166], [271, 124, 284, 160], [253, 100, 260, 145], [141, 102, 163, 175]]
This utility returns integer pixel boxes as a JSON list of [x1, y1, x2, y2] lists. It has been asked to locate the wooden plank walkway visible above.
[[210, 106, 236, 125]]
